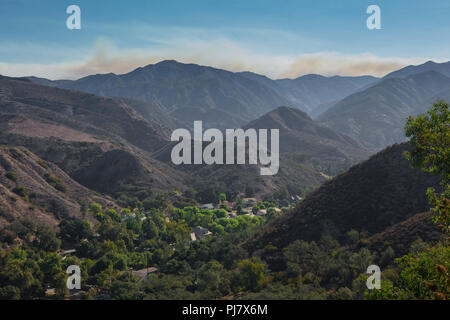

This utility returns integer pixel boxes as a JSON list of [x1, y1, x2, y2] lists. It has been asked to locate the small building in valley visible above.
[[240, 207, 253, 215], [242, 198, 257, 207], [193, 226, 212, 240], [227, 212, 237, 219], [132, 267, 159, 279], [198, 203, 215, 210], [255, 209, 267, 217], [60, 249, 76, 260]]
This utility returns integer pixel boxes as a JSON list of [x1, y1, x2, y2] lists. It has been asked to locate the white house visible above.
[[242, 198, 257, 207], [255, 209, 267, 217], [198, 203, 215, 210], [193, 226, 212, 240]]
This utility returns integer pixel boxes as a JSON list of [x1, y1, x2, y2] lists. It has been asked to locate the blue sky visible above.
[[0, 0, 449, 79]]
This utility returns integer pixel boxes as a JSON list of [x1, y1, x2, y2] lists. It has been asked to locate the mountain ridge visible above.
[[318, 70, 450, 151], [27, 60, 379, 126]]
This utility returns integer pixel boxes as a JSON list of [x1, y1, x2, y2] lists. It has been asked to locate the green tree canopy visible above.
[[405, 101, 450, 234]]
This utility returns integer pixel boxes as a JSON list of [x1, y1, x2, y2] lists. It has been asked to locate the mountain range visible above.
[[28, 60, 378, 129], [0, 76, 339, 204], [27, 60, 450, 155], [0, 58, 448, 286], [11, 59, 449, 196]]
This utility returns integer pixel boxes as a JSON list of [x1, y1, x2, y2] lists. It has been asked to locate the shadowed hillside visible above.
[[244, 106, 369, 175], [365, 211, 441, 257], [0, 76, 171, 153], [245, 143, 441, 252], [30, 60, 294, 129]]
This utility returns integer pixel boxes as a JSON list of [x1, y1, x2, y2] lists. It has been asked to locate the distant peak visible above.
[[141, 60, 182, 69], [274, 105, 294, 112], [156, 59, 181, 65], [298, 74, 326, 80]]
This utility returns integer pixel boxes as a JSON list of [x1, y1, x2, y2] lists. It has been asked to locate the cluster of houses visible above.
[[199, 197, 257, 212], [198, 197, 292, 218], [191, 198, 282, 242], [46, 194, 304, 298]]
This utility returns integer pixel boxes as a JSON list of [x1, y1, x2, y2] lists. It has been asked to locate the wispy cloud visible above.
[[278, 52, 430, 79], [0, 28, 440, 80]]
